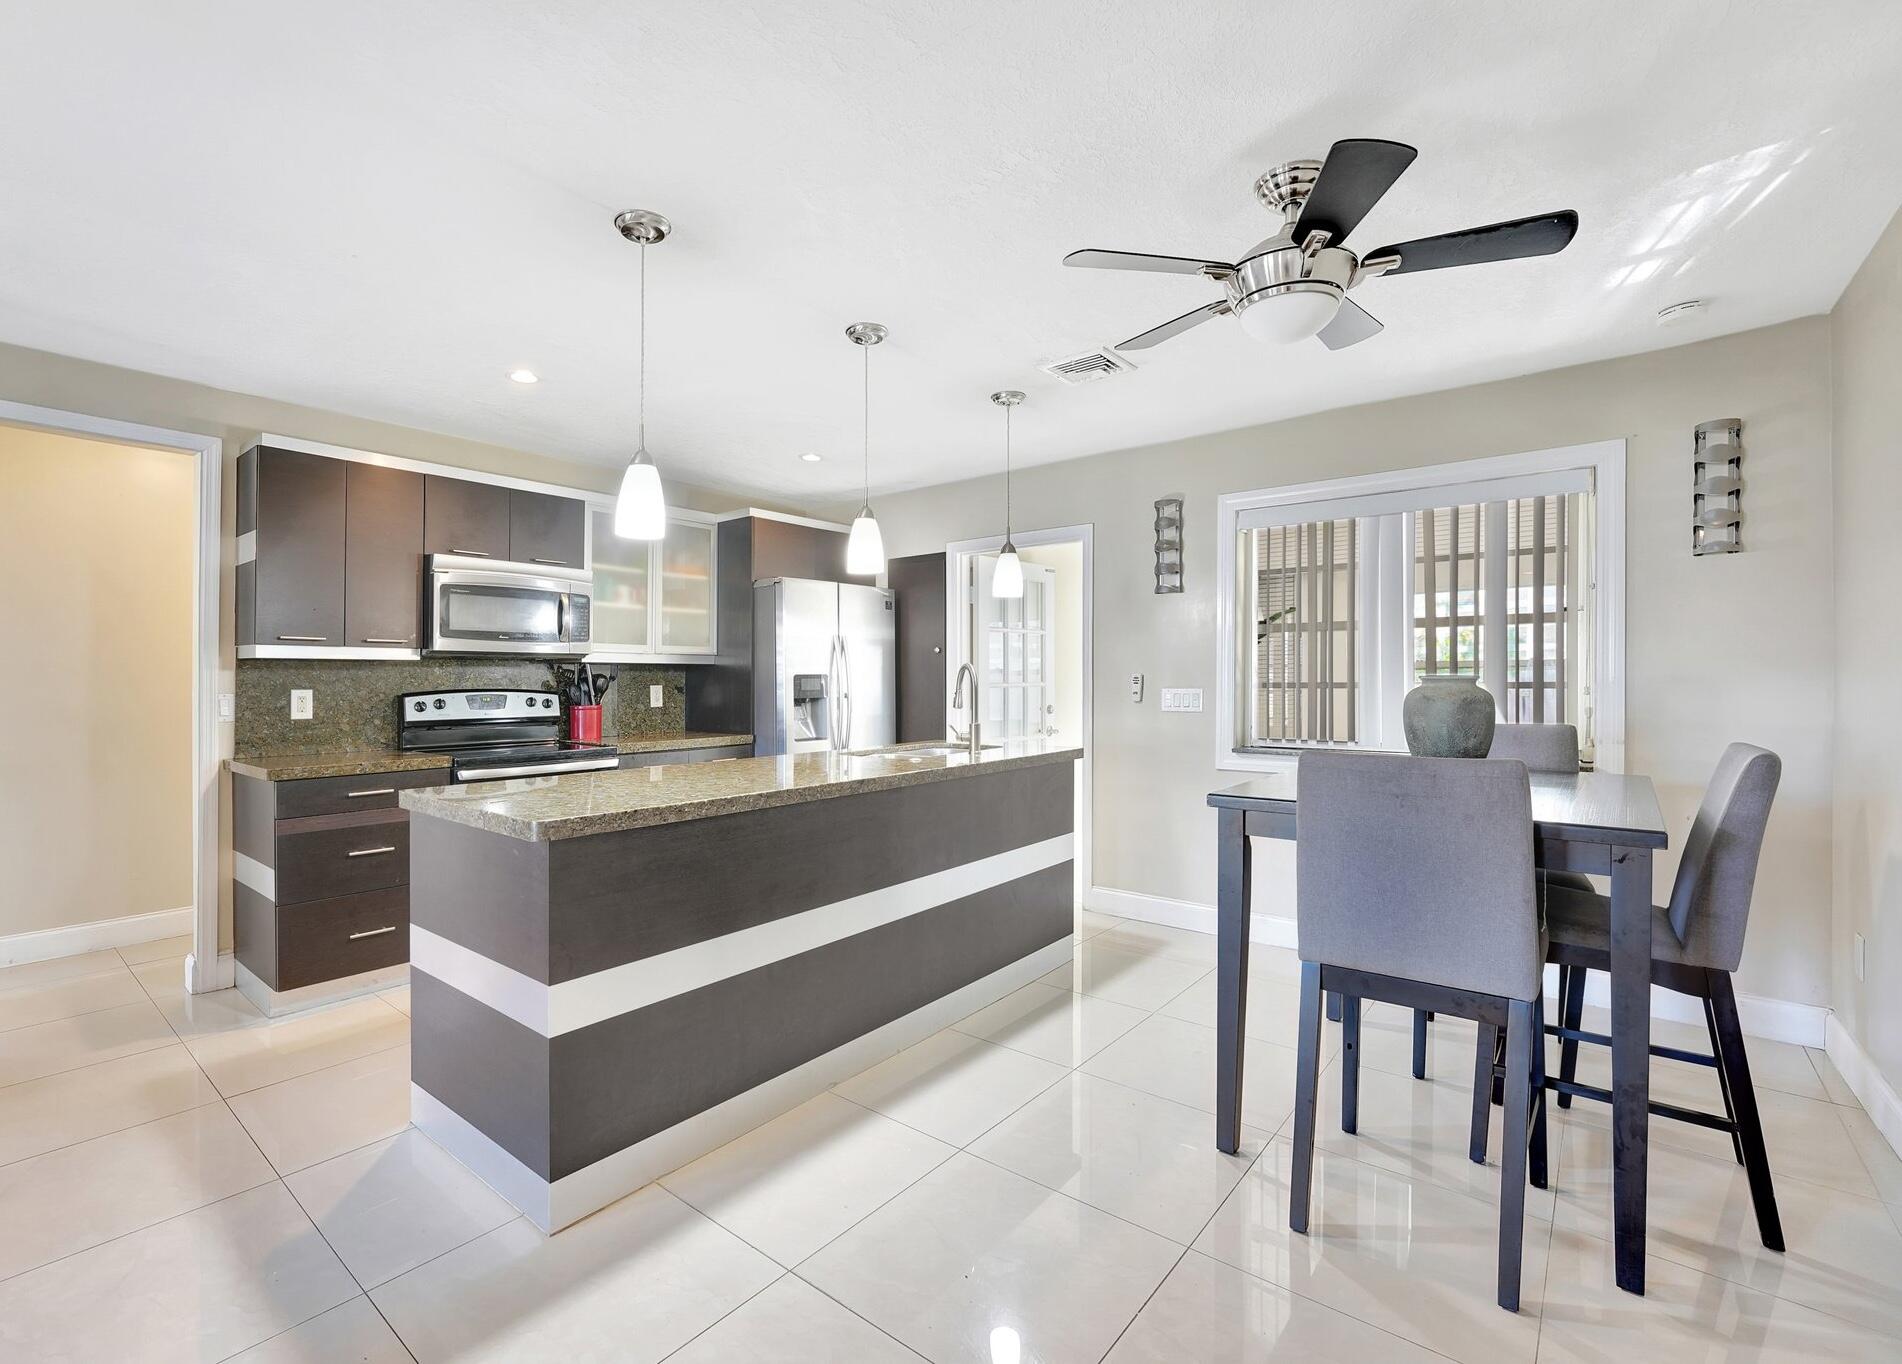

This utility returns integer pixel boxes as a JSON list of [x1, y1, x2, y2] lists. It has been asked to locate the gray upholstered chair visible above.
[[1290, 751, 1548, 1312], [1405, 723, 1590, 1082], [1533, 742, 1785, 1251]]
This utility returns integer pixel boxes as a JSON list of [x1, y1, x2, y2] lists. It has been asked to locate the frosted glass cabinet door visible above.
[[659, 518, 716, 651], [590, 506, 651, 650]]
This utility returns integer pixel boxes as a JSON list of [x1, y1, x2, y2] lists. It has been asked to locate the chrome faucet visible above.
[[949, 662, 981, 756]]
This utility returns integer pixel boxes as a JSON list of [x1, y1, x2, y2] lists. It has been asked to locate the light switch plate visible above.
[[649, 684, 665, 708], [217, 693, 235, 722], [1129, 673, 1144, 703], [1160, 688, 1204, 713], [289, 688, 313, 720], [1855, 932, 1866, 982]]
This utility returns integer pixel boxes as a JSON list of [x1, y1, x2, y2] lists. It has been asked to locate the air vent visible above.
[[1038, 347, 1137, 385]]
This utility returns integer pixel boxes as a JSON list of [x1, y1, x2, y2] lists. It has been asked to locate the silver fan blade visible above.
[[1117, 300, 1231, 351], [1064, 248, 1235, 277], [1315, 296, 1382, 350]]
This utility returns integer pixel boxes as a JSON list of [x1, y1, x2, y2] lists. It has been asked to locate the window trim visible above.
[[1214, 439, 1627, 775]]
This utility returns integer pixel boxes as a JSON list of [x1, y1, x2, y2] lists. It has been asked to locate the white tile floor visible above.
[[3, 917, 1901, 1362]]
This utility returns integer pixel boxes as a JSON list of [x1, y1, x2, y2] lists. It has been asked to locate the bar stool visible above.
[[1290, 751, 1549, 1311], [1478, 743, 1786, 1252]]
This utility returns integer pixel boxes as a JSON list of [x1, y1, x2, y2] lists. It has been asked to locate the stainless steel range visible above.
[[398, 689, 619, 782]]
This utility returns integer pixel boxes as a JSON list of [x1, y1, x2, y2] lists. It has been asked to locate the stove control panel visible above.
[[399, 689, 561, 723]]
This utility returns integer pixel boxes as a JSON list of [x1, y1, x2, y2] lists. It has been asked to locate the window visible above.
[[1217, 443, 1624, 771]]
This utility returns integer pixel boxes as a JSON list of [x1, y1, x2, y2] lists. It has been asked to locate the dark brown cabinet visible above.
[[344, 463, 424, 648], [238, 445, 346, 649], [509, 488, 586, 568], [424, 475, 511, 560], [889, 552, 947, 742]]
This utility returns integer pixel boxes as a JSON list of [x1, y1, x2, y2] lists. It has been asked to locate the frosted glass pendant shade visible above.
[[992, 543, 1024, 598], [614, 453, 667, 539], [846, 508, 885, 575]]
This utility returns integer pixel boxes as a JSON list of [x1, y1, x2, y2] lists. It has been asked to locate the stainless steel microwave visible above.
[[425, 554, 592, 657]]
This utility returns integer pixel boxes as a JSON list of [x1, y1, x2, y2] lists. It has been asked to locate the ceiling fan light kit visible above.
[[1064, 137, 1579, 355], [612, 209, 672, 540]]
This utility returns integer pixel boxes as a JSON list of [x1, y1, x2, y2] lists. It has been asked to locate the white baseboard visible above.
[[0, 905, 194, 968], [1085, 884, 1828, 1048], [1825, 1015, 1902, 1163], [186, 949, 236, 994], [236, 960, 408, 1018]]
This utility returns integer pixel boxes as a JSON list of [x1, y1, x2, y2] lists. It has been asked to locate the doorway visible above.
[[945, 525, 1092, 907], [0, 401, 222, 990]]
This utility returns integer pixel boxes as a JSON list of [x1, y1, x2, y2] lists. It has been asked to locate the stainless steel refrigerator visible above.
[[752, 577, 896, 755]]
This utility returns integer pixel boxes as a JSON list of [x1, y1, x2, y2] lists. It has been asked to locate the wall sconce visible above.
[[1692, 418, 1743, 555], [1154, 496, 1183, 593]]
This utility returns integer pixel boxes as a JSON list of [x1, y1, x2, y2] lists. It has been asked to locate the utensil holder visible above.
[[568, 704, 603, 744]]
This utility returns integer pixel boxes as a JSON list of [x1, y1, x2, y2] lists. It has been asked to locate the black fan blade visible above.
[[1365, 211, 1579, 275], [1064, 248, 1234, 276], [1117, 300, 1231, 351], [1293, 138, 1418, 245], [1315, 297, 1382, 351]]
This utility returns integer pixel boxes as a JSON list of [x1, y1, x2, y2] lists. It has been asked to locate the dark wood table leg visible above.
[[1609, 845, 1652, 1294], [1215, 806, 1252, 1154]]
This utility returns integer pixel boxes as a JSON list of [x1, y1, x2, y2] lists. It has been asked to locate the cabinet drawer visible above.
[[276, 887, 409, 991], [275, 768, 445, 819], [617, 744, 752, 769], [275, 811, 410, 904]]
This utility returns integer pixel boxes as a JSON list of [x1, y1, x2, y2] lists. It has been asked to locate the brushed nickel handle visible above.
[[451, 548, 491, 557], [362, 637, 412, 644], [345, 788, 395, 798], [348, 925, 397, 940], [277, 634, 328, 642], [531, 557, 568, 566], [346, 845, 397, 858]]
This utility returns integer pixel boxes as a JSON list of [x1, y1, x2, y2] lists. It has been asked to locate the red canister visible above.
[[568, 704, 603, 744]]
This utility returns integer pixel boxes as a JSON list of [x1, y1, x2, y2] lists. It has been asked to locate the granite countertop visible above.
[[227, 731, 753, 782], [398, 740, 1084, 842]]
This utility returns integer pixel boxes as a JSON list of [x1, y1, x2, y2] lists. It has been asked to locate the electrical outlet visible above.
[[1129, 673, 1144, 703], [217, 693, 235, 722], [289, 689, 313, 720], [649, 684, 665, 709], [1855, 932, 1866, 982], [1160, 688, 1204, 713]]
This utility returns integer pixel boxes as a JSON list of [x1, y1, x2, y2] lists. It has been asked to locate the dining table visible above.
[[1207, 765, 1669, 1296]]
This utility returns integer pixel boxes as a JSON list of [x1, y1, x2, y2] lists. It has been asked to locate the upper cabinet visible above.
[[508, 489, 586, 568], [238, 445, 346, 650], [343, 463, 425, 649], [239, 440, 592, 659], [423, 475, 510, 560], [586, 506, 717, 660]]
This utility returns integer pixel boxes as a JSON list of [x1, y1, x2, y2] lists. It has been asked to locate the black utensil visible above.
[[591, 672, 612, 702]]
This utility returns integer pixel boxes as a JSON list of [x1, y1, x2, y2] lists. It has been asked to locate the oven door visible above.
[[427, 556, 591, 656]]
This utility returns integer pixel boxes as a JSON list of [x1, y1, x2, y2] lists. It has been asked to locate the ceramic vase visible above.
[[1402, 674, 1496, 758]]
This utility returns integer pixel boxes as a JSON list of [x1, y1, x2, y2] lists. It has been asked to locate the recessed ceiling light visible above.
[[799, 452, 823, 463], [509, 368, 540, 384]]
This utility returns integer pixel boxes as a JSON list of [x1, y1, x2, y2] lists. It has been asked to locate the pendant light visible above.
[[612, 209, 671, 539], [990, 389, 1026, 598], [844, 322, 888, 575]]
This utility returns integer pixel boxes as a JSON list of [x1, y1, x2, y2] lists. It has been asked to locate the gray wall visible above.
[[1831, 206, 1902, 1097], [855, 318, 1837, 1010]]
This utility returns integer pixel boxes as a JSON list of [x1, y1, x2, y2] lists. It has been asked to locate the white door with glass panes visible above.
[[586, 507, 717, 659], [978, 553, 1058, 741]]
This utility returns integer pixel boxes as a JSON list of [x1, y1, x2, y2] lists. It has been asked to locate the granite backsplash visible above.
[[235, 657, 689, 753]]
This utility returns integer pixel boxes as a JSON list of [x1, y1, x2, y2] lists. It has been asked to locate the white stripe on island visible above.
[[411, 832, 1075, 1038]]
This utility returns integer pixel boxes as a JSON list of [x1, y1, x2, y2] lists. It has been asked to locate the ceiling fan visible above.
[[1064, 139, 1578, 352]]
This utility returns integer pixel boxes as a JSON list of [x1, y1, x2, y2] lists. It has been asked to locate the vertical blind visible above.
[[1248, 518, 1358, 744]]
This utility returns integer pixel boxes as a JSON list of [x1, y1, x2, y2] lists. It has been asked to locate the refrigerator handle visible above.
[[826, 632, 841, 750], [839, 632, 853, 748]]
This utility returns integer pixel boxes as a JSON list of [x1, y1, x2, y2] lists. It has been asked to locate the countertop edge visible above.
[[402, 746, 1084, 842], [227, 732, 753, 782]]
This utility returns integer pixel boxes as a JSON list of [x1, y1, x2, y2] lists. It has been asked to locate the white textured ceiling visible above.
[[3, 2, 1900, 502]]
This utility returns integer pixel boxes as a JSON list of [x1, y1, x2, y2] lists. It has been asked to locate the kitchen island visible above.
[[399, 740, 1081, 1231]]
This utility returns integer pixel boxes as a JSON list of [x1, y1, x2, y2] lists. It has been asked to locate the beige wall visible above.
[[0, 426, 195, 936], [0, 339, 809, 954], [860, 319, 1837, 1009], [1831, 206, 1902, 1092]]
